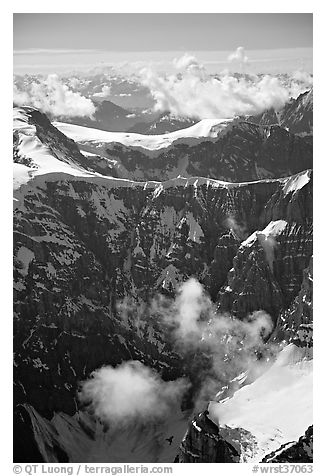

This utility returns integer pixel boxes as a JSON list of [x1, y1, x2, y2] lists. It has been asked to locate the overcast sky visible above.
[[14, 13, 312, 51], [13, 13, 313, 74]]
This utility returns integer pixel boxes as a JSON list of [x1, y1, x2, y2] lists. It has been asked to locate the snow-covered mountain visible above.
[[13, 103, 313, 463], [53, 117, 235, 152], [55, 115, 312, 182]]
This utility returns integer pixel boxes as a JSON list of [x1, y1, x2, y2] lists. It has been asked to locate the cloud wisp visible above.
[[156, 278, 278, 407], [80, 278, 280, 427]]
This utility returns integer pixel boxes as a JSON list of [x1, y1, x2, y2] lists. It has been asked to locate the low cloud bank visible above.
[[13, 49, 312, 121], [13, 74, 95, 118], [139, 51, 312, 119]]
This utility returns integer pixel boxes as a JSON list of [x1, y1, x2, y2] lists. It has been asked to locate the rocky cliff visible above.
[[176, 410, 240, 463], [247, 89, 313, 136], [13, 105, 313, 463]]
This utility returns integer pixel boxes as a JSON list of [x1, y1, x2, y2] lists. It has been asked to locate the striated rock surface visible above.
[[274, 257, 313, 343], [13, 106, 313, 463], [176, 410, 240, 462]]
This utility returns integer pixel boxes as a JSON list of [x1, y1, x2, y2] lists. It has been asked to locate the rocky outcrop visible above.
[[262, 426, 313, 463], [217, 223, 312, 321], [273, 257, 313, 343], [248, 89, 313, 136], [281, 90, 313, 135], [176, 410, 240, 462]]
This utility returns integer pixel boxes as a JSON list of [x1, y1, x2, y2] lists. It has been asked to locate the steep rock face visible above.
[[176, 410, 240, 463], [13, 107, 313, 463], [261, 170, 312, 224], [281, 90, 313, 135], [13, 172, 312, 461], [274, 257, 313, 342], [248, 89, 313, 136], [217, 222, 312, 321], [217, 237, 284, 320], [102, 121, 312, 182], [217, 172, 312, 320], [262, 426, 313, 463]]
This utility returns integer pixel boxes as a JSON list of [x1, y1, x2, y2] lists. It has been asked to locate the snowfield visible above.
[[208, 344, 313, 462], [53, 118, 235, 152]]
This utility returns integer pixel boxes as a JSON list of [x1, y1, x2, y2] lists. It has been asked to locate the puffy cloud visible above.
[[80, 278, 277, 427], [169, 277, 211, 343], [288, 70, 313, 98], [93, 84, 112, 98], [67, 76, 83, 91], [13, 84, 30, 105], [291, 70, 313, 85], [79, 361, 189, 427], [118, 278, 279, 411], [160, 279, 276, 407], [139, 54, 312, 119], [13, 74, 95, 118], [173, 53, 206, 77], [165, 279, 273, 351], [228, 46, 249, 66]]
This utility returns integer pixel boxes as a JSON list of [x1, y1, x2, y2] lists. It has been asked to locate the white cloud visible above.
[[79, 361, 188, 426], [162, 279, 277, 406], [228, 46, 249, 66], [139, 54, 312, 119], [93, 84, 112, 98], [13, 74, 96, 118], [93, 278, 280, 421], [165, 279, 273, 351], [172, 53, 206, 77]]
